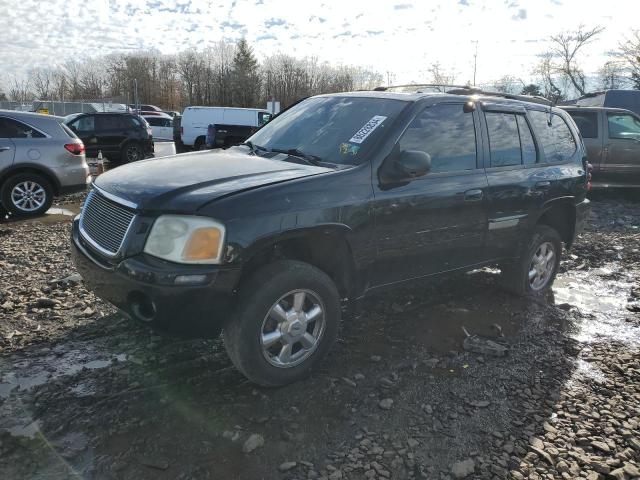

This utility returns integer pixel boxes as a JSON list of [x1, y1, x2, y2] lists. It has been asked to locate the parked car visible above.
[[64, 112, 154, 164], [143, 114, 173, 141], [71, 90, 589, 386], [575, 89, 640, 117], [180, 106, 271, 150], [0, 110, 89, 216], [561, 106, 640, 185], [129, 104, 163, 113]]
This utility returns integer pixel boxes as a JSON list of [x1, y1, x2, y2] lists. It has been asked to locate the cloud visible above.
[[459, 0, 469, 5], [256, 33, 276, 41], [264, 17, 287, 28], [511, 8, 527, 20], [393, 3, 413, 10]]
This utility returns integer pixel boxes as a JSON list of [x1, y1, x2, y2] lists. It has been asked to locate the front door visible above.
[[604, 111, 640, 178], [371, 102, 489, 287]]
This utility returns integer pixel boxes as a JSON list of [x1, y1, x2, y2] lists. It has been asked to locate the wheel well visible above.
[[239, 232, 356, 300], [537, 202, 576, 248], [0, 167, 60, 195], [194, 136, 206, 148]]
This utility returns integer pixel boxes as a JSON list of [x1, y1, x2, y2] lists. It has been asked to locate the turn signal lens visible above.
[[183, 227, 221, 261]]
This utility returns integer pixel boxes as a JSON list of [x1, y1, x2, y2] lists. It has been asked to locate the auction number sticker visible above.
[[349, 115, 387, 144]]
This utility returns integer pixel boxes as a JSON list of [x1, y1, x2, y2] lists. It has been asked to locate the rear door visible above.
[[372, 102, 489, 285], [0, 117, 45, 169], [0, 117, 17, 172], [603, 111, 640, 176], [95, 114, 127, 156], [566, 110, 604, 171]]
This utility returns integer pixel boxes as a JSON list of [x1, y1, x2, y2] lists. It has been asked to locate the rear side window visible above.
[[485, 113, 521, 167], [398, 103, 477, 173], [127, 116, 143, 127], [95, 115, 122, 131], [0, 117, 45, 138], [145, 117, 162, 126], [517, 116, 537, 165], [60, 123, 78, 138], [529, 111, 577, 163], [259, 112, 271, 126], [568, 111, 598, 138], [607, 113, 640, 140]]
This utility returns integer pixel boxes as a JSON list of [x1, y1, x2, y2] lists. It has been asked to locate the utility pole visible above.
[[473, 40, 478, 86]]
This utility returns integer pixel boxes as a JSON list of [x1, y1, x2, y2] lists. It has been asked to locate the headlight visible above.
[[143, 215, 225, 264]]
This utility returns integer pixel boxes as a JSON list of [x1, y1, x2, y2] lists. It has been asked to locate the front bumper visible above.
[[71, 218, 241, 337]]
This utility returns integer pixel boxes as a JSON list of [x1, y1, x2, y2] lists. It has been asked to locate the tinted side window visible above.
[[398, 103, 477, 173], [568, 111, 598, 138], [607, 113, 640, 140], [95, 115, 121, 131], [70, 115, 95, 133], [529, 111, 577, 163], [486, 113, 521, 167], [0, 117, 45, 138], [125, 116, 143, 128], [517, 116, 537, 165], [146, 117, 162, 126]]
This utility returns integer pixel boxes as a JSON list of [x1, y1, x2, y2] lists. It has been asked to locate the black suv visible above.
[[65, 112, 154, 163], [71, 90, 590, 386]]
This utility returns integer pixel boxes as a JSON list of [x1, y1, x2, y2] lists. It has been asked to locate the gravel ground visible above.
[[0, 191, 639, 480]]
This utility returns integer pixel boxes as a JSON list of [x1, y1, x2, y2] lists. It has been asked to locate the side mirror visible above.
[[395, 150, 431, 179]]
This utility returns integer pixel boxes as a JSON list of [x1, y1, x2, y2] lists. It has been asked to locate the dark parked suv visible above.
[[71, 90, 590, 386], [65, 112, 154, 163]]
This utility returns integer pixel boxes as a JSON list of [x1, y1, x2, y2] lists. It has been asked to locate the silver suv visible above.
[[0, 110, 90, 216]]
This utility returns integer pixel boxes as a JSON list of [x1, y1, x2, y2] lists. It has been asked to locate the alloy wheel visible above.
[[260, 289, 326, 368], [528, 241, 556, 291], [10, 181, 47, 212]]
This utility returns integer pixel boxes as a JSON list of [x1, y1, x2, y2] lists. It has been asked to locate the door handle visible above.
[[534, 181, 551, 190], [0, 147, 11, 152], [464, 189, 483, 201]]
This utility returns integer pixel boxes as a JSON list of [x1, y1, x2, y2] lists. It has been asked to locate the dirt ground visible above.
[[0, 191, 639, 480]]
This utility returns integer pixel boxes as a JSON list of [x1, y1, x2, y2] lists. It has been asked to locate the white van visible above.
[[180, 106, 271, 149], [143, 113, 173, 140]]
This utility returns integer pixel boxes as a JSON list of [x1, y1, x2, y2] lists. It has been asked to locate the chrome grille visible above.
[[79, 189, 136, 256]]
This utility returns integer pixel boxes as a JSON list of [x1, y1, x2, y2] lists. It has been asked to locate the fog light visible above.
[[174, 274, 208, 285]]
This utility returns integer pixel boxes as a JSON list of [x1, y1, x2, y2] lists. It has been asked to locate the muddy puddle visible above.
[[553, 261, 638, 345]]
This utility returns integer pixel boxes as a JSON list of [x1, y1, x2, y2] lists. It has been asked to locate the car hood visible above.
[[95, 148, 332, 211]]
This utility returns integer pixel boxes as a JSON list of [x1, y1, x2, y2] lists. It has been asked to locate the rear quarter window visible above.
[[567, 111, 598, 138], [59, 122, 78, 138], [529, 111, 577, 163]]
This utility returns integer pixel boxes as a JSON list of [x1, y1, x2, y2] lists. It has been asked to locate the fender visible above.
[[535, 195, 576, 223], [0, 162, 62, 194]]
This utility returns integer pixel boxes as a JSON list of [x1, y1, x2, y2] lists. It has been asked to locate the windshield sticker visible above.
[[339, 143, 361, 156], [349, 115, 387, 144]]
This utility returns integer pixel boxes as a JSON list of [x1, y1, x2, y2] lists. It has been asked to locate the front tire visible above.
[[1, 173, 54, 217], [224, 260, 341, 386], [501, 225, 562, 296]]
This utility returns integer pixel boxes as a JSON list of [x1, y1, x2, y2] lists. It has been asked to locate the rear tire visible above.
[[194, 137, 207, 150], [122, 142, 143, 163], [501, 225, 562, 296], [224, 260, 341, 386], [1, 173, 54, 217]]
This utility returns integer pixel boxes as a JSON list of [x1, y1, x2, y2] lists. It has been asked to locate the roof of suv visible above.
[[322, 90, 561, 111], [560, 105, 636, 114]]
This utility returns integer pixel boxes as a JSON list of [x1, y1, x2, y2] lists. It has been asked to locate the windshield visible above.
[[247, 96, 407, 165]]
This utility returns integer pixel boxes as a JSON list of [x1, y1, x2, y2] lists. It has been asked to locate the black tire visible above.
[[1, 173, 54, 217], [501, 225, 562, 296], [194, 137, 207, 150], [224, 260, 341, 386], [121, 142, 143, 163]]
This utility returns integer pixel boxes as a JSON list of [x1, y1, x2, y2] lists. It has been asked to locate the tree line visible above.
[[2, 27, 640, 109], [0, 39, 382, 111]]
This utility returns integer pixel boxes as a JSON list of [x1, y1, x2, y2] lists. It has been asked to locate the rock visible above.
[[328, 470, 343, 479], [462, 335, 508, 357], [279, 461, 297, 472], [530, 447, 554, 466], [451, 458, 475, 479], [466, 399, 491, 408], [407, 438, 419, 448], [627, 437, 640, 451], [242, 434, 264, 453], [609, 468, 627, 480], [623, 463, 640, 476], [342, 377, 357, 387], [36, 297, 58, 308], [591, 440, 610, 453], [378, 398, 393, 410], [371, 355, 382, 362], [354, 373, 365, 381], [586, 473, 601, 480]]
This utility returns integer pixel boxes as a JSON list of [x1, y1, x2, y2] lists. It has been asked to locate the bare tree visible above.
[[598, 60, 628, 90], [549, 25, 605, 96], [428, 62, 456, 91], [533, 52, 566, 102], [619, 30, 640, 89], [489, 75, 525, 94], [8, 77, 34, 104], [31, 68, 53, 99]]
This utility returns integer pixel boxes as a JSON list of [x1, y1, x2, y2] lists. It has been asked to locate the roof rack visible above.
[[373, 84, 554, 107]]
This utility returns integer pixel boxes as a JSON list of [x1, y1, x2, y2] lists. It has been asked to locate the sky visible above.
[[0, 0, 637, 88]]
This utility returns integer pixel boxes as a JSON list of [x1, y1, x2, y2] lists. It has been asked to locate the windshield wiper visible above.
[[270, 148, 323, 166], [242, 141, 268, 155]]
